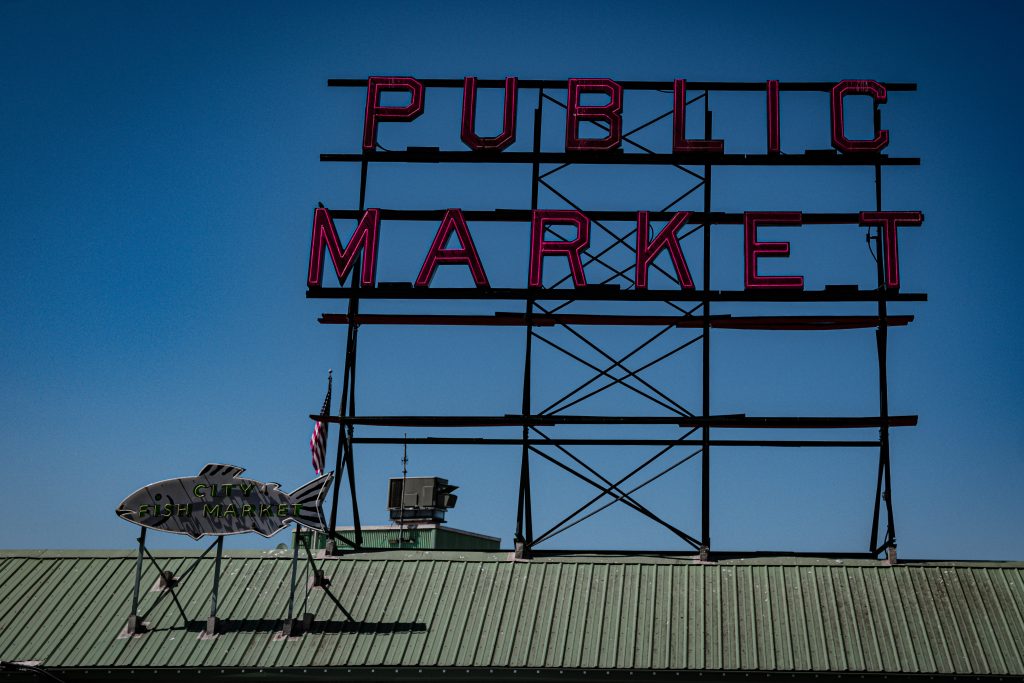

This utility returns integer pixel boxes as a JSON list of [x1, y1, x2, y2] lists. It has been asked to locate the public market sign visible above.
[[115, 464, 333, 539], [308, 76, 922, 293]]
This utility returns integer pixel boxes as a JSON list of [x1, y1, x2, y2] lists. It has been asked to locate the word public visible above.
[[361, 77, 893, 155]]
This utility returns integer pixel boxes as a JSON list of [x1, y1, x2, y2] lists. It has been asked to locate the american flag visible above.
[[310, 371, 332, 474]]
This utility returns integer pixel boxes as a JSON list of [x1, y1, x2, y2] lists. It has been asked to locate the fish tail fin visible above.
[[288, 471, 334, 532]]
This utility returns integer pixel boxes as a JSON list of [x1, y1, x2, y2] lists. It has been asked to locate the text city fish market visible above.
[[310, 77, 922, 291], [136, 482, 304, 519]]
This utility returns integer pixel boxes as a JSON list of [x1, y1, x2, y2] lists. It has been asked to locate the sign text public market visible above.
[[308, 77, 922, 292]]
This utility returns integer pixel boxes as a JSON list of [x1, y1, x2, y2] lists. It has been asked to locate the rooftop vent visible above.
[[387, 476, 458, 523]]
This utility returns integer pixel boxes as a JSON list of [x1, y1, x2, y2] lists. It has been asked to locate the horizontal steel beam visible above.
[[325, 209, 911, 224], [327, 78, 917, 92], [307, 287, 928, 303], [312, 414, 918, 428], [349, 437, 880, 448], [320, 150, 919, 166], [318, 313, 913, 330]]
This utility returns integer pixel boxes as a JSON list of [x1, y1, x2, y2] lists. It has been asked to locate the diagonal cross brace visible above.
[[528, 429, 701, 548], [535, 303, 693, 415], [547, 331, 703, 416], [530, 438, 702, 548], [529, 431, 696, 545], [531, 329, 686, 416]]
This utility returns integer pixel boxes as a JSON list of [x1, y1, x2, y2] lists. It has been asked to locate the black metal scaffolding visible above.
[[312, 78, 922, 560]]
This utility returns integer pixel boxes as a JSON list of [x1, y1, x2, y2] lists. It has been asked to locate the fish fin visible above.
[[287, 471, 334, 532], [199, 463, 246, 478], [188, 530, 204, 541]]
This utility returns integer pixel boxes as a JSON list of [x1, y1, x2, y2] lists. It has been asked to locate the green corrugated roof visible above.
[[0, 550, 1022, 679]]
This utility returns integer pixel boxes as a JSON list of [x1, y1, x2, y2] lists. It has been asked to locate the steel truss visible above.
[[313, 79, 921, 562]]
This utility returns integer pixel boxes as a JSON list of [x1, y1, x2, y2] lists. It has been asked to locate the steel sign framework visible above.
[[310, 77, 923, 561]]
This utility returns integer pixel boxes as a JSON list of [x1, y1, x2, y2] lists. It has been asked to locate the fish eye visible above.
[[154, 494, 163, 501]]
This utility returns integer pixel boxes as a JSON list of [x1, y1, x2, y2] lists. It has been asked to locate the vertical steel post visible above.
[[206, 535, 223, 635], [326, 159, 368, 555], [288, 529, 300, 622], [516, 89, 543, 559], [700, 99, 713, 561], [325, 325, 349, 554], [869, 103, 896, 561], [126, 527, 147, 634], [348, 158, 368, 549], [346, 317, 363, 547]]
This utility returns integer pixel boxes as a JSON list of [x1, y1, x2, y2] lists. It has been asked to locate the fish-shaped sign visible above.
[[116, 464, 334, 539]]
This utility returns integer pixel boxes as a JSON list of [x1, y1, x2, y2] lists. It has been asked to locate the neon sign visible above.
[[116, 464, 334, 539], [307, 208, 922, 292], [311, 76, 923, 293], [356, 77, 893, 156]]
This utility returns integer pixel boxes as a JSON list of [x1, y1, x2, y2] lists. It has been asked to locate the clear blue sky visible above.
[[2, 1, 1021, 559]]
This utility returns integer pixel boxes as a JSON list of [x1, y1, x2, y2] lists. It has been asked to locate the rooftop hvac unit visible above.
[[387, 477, 458, 523]]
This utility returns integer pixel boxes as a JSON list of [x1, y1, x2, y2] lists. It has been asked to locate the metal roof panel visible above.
[[0, 552, 1022, 676]]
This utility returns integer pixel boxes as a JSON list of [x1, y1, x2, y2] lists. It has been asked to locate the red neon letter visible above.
[[362, 76, 425, 151], [673, 79, 724, 154], [461, 77, 518, 151], [565, 78, 622, 151], [529, 210, 590, 288], [767, 80, 780, 154], [635, 211, 695, 290], [415, 209, 490, 287], [307, 207, 380, 288], [830, 80, 889, 154], [743, 211, 803, 290], [859, 211, 923, 289]]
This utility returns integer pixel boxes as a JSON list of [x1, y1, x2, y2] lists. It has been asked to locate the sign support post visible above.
[[869, 103, 897, 563], [326, 162, 368, 557], [284, 529, 315, 636], [700, 102, 713, 562], [515, 91, 543, 560], [205, 535, 223, 635], [126, 527, 147, 635]]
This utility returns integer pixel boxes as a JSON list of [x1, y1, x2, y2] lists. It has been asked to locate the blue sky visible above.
[[1, 1, 1021, 559]]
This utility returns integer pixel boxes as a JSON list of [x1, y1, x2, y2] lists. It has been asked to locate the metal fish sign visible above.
[[115, 464, 334, 539]]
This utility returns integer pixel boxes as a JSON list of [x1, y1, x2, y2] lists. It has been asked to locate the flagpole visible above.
[[326, 352, 349, 553]]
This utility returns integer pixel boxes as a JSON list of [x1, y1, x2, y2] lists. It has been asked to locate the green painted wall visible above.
[[297, 526, 500, 551]]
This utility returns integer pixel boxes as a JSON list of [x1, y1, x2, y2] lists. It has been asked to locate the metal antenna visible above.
[[398, 434, 408, 544]]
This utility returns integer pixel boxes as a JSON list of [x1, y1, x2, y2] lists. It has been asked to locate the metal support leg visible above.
[[283, 527, 313, 636], [205, 535, 223, 635], [326, 305, 357, 556], [126, 527, 147, 634], [326, 160, 367, 557], [699, 101, 713, 562], [870, 103, 897, 563]]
